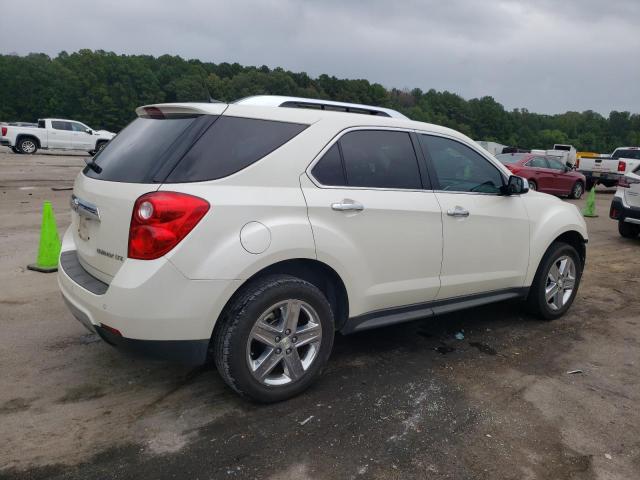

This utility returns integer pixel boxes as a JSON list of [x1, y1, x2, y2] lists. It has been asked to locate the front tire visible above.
[[526, 242, 583, 320], [569, 181, 584, 199], [18, 137, 38, 154], [528, 180, 537, 191], [619, 221, 640, 239], [213, 275, 334, 403]]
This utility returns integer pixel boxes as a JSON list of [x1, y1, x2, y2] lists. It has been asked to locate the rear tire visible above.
[[528, 180, 537, 191], [586, 179, 597, 191], [17, 137, 38, 154], [526, 242, 583, 320], [213, 274, 334, 403], [569, 181, 584, 199], [619, 221, 640, 239]]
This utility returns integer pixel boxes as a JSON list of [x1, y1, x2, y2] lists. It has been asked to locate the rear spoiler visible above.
[[135, 103, 228, 118]]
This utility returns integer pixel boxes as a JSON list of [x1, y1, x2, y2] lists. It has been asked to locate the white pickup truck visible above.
[[0, 118, 116, 155], [577, 147, 640, 189]]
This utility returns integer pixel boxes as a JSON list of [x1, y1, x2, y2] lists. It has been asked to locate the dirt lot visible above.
[[0, 146, 638, 480]]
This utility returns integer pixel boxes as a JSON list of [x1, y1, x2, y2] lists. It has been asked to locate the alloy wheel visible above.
[[21, 140, 36, 153], [246, 300, 322, 386], [545, 255, 576, 311]]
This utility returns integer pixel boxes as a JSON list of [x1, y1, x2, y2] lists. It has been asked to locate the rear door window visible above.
[[338, 130, 422, 189], [527, 156, 549, 168], [52, 121, 72, 131], [311, 144, 346, 186], [166, 117, 307, 183]]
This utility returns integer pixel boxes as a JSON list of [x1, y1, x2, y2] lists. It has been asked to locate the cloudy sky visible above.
[[2, 0, 639, 114]]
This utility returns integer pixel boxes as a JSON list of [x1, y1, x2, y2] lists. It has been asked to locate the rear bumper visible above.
[[609, 194, 640, 223], [580, 171, 621, 183], [0, 138, 11, 146], [58, 229, 241, 365]]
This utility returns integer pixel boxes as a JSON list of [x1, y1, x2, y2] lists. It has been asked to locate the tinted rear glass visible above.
[[165, 116, 307, 183], [340, 130, 422, 189], [311, 144, 345, 186], [84, 116, 210, 183]]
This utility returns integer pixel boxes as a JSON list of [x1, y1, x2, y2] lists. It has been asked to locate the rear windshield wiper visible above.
[[84, 158, 102, 174]]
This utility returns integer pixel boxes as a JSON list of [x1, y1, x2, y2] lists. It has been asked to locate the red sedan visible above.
[[496, 153, 587, 199]]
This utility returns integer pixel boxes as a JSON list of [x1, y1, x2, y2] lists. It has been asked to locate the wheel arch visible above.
[[16, 134, 41, 149], [526, 228, 587, 286], [212, 258, 350, 344]]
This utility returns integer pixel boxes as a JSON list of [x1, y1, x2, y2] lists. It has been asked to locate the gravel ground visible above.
[[0, 146, 638, 480]]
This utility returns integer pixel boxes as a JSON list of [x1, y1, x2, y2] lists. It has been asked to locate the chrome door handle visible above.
[[331, 200, 364, 212], [447, 206, 469, 217]]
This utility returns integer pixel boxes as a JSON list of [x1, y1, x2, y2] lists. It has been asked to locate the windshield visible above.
[[612, 149, 640, 160], [495, 153, 528, 164]]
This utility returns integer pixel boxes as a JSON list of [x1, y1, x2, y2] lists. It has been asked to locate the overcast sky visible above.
[[1, 0, 639, 115]]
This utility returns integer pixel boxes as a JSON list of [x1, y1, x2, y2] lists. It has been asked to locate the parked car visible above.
[[0, 118, 115, 155], [58, 95, 588, 402], [610, 161, 640, 238], [495, 152, 586, 199], [575, 147, 640, 189]]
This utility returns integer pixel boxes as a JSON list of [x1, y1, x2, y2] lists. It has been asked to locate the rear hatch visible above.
[[71, 104, 227, 281], [70, 102, 310, 282]]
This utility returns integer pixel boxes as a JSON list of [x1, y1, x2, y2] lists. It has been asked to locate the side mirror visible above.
[[85, 128, 93, 134], [502, 175, 529, 195]]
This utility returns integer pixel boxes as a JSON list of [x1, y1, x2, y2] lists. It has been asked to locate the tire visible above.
[[528, 180, 537, 191], [526, 242, 583, 320], [569, 181, 584, 199], [17, 137, 38, 154], [586, 179, 596, 191], [213, 274, 334, 403], [10, 147, 22, 154], [619, 221, 640, 239]]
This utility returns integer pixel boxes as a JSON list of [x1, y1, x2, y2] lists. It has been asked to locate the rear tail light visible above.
[[1, 127, 7, 136], [618, 160, 626, 172], [128, 192, 210, 260], [609, 205, 620, 219]]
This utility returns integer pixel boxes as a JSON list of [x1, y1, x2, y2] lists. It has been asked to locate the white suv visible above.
[[58, 96, 588, 402]]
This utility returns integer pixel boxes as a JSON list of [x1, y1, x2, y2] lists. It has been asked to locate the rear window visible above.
[[166, 117, 307, 183], [84, 116, 208, 183], [612, 149, 640, 160]]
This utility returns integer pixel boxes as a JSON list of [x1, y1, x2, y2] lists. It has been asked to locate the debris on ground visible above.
[[454, 331, 465, 340], [566, 369, 583, 375], [299, 415, 314, 426], [469, 342, 497, 356]]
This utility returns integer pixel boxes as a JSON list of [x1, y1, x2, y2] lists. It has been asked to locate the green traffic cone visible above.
[[27, 201, 61, 273], [582, 186, 598, 218]]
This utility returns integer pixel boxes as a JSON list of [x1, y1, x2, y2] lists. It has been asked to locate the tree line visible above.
[[1, 49, 638, 153]]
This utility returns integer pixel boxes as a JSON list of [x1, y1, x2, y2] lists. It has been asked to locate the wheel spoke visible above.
[[284, 300, 301, 333], [251, 322, 279, 347], [563, 277, 575, 290], [283, 349, 304, 381], [557, 258, 568, 277], [548, 264, 560, 282], [253, 349, 281, 380], [546, 283, 559, 302], [294, 324, 321, 347], [554, 289, 564, 308]]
